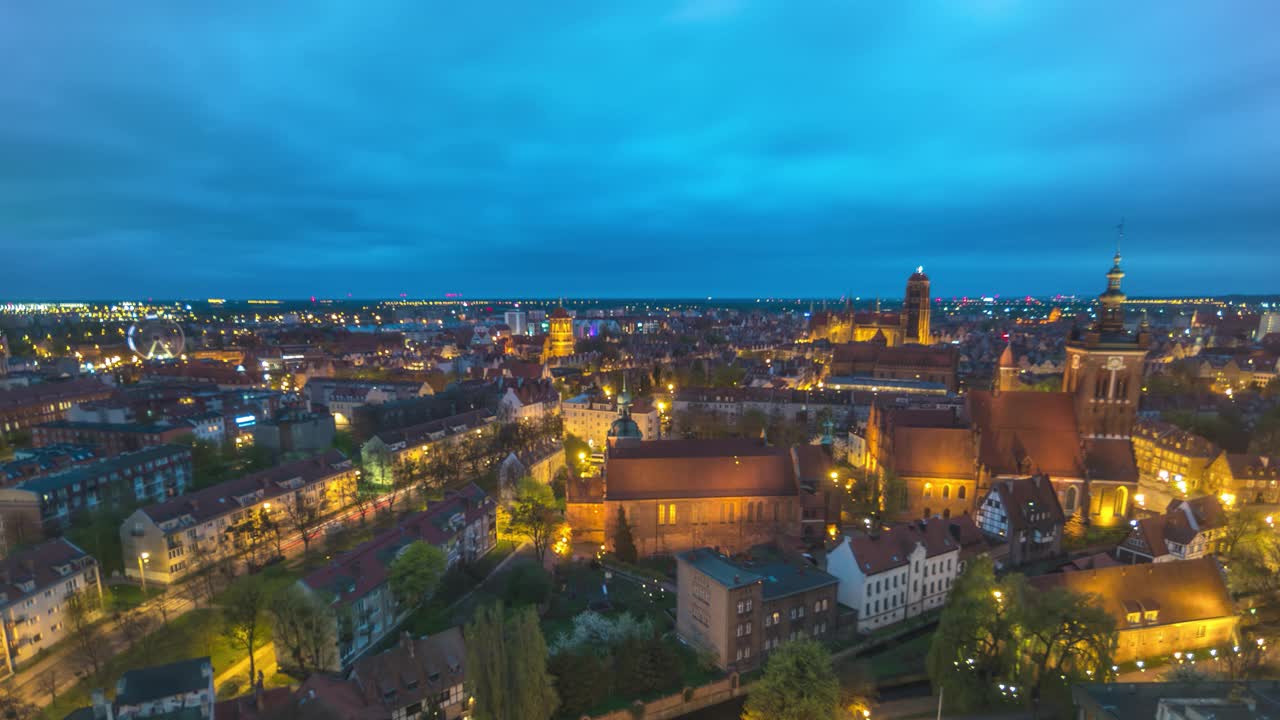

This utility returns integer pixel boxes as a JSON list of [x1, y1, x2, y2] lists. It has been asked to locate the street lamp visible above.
[[138, 552, 151, 593]]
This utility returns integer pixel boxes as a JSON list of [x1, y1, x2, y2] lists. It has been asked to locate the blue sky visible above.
[[1, 1, 1277, 299]]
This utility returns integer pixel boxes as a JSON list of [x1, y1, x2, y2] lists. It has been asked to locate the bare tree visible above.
[[285, 494, 323, 556], [36, 668, 59, 705], [222, 576, 269, 684], [64, 590, 109, 677], [114, 607, 155, 649]]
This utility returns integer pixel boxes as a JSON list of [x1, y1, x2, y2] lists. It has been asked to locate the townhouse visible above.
[[973, 475, 1065, 568], [1206, 453, 1280, 505], [825, 515, 986, 632], [120, 450, 355, 585], [1117, 496, 1227, 563]]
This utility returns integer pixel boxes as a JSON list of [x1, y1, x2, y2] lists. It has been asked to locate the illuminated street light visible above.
[[138, 552, 151, 594]]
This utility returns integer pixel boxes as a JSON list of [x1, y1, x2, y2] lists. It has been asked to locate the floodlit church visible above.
[[807, 268, 932, 346]]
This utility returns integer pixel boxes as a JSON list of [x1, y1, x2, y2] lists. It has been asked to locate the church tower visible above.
[[544, 305, 576, 361], [903, 267, 931, 344], [1062, 250, 1151, 439], [996, 343, 1020, 393]]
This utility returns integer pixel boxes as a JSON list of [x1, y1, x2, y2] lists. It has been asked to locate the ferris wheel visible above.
[[127, 316, 185, 360]]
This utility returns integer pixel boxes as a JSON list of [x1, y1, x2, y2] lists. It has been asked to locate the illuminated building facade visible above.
[[1062, 251, 1152, 440], [543, 306, 576, 360], [807, 268, 933, 346]]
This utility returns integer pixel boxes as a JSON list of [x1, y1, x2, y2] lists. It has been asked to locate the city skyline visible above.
[[2, 1, 1278, 298]]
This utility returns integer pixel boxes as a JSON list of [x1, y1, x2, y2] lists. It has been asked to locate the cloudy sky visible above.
[[1, 1, 1277, 299]]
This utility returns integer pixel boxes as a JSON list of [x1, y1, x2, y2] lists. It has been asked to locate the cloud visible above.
[[0, 1, 1277, 298]]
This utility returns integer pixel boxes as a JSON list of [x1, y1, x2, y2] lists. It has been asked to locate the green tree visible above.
[[269, 584, 338, 672], [926, 557, 1017, 712], [509, 477, 566, 565], [549, 650, 611, 718], [388, 541, 448, 608], [467, 602, 559, 720], [612, 507, 638, 564], [742, 639, 840, 720], [1220, 508, 1280, 595], [222, 576, 270, 684], [1009, 575, 1115, 710]]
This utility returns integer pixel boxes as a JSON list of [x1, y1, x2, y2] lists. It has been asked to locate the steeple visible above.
[[1096, 248, 1128, 334]]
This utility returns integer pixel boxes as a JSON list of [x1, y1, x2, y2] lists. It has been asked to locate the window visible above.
[[1196, 625, 1207, 639], [942, 485, 951, 499], [923, 483, 933, 498], [958, 486, 966, 500], [745, 622, 752, 635]]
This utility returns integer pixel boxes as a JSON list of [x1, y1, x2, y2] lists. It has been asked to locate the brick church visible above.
[[867, 251, 1148, 528]]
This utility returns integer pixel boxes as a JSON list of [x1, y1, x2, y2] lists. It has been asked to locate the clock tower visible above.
[[1062, 251, 1151, 438]]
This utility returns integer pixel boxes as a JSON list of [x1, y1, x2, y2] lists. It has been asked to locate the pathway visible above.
[[214, 642, 277, 693]]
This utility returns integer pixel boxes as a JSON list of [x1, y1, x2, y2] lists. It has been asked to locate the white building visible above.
[[0, 538, 103, 673], [825, 516, 984, 633], [1117, 495, 1227, 563], [504, 310, 529, 336], [497, 380, 561, 424], [563, 393, 660, 448]]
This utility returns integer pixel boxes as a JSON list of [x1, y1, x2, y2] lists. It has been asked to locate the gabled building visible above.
[[864, 403, 975, 521], [288, 628, 470, 720], [1131, 419, 1220, 493], [1030, 557, 1236, 664], [973, 475, 1065, 567], [1206, 453, 1280, 504], [299, 484, 495, 668], [563, 393, 660, 448], [496, 379, 560, 423], [825, 515, 986, 632], [1117, 495, 1227, 564], [70, 657, 215, 720], [0, 538, 103, 673]]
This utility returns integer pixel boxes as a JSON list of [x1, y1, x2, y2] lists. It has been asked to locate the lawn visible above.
[[38, 564, 302, 720]]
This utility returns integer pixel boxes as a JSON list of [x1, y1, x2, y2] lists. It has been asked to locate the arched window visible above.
[[957, 486, 967, 500], [1064, 486, 1078, 513], [1114, 486, 1128, 516], [942, 485, 951, 500], [923, 483, 933, 498], [943, 508, 951, 519]]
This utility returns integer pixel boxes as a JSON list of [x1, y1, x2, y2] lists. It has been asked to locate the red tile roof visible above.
[[969, 390, 1083, 477], [843, 515, 983, 575], [603, 439, 797, 501], [893, 426, 974, 479], [1030, 557, 1234, 628], [989, 475, 1065, 534]]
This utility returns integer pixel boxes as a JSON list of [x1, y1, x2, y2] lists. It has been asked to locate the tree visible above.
[[549, 650, 611, 718], [612, 507, 638, 564], [508, 477, 566, 565], [742, 639, 840, 720], [36, 668, 59, 705], [222, 576, 269, 685], [65, 589, 108, 676], [927, 558, 1018, 712], [1220, 508, 1280, 595], [467, 602, 559, 720], [114, 606, 156, 650], [284, 494, 323, 556], [388, 541, 447, 608], [269, 584, 338, 672], [1010, 576, 1115, 710], [929, 561, 1116, 713]]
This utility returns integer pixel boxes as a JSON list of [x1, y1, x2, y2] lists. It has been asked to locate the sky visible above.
[[1, 1, 1278, 300]]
